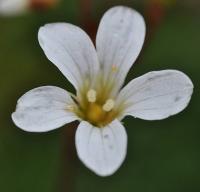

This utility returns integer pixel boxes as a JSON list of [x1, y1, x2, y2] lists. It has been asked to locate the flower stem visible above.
[[58, 121, 79, 192]]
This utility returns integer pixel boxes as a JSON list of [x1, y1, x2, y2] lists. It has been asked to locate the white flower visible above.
[[0, 0, 58, 16], [12, 6, 193, 176], [0, 0, 29, 15]]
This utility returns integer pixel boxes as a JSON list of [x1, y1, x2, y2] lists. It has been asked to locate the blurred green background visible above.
[[0, 0, 200, 191]]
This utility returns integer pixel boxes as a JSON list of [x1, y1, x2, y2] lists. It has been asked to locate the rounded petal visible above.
[[0, 0, 28, 16], [96, 6, 146, 94], [76, 120, 127, 176], [38, 23, 100, 90], [117, 70, 193, 120], [75, 120, 127, 176], [12, 86, 78, 132]]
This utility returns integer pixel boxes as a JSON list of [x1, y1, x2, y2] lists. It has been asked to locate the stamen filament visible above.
[[66, 105, 74, 112], [112, 64, 118, 72]]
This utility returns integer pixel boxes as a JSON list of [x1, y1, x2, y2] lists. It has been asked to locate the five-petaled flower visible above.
[[12, 6, 193, 176]]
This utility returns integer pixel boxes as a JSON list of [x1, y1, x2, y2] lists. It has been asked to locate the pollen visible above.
[[102, 99, 115, 112], [87, 89, 97, 103]]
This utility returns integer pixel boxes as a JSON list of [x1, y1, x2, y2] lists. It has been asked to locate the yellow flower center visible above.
[[66, 68, 125, 127], [84, 89, 116, 127], [69, 88, 121, 127]]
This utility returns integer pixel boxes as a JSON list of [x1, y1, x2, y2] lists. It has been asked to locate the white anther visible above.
[[87, 89, 97, 103], [102, 99, 115, 112]]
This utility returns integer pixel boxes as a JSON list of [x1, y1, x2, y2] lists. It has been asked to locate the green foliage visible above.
[[0, 2, 199, 192]]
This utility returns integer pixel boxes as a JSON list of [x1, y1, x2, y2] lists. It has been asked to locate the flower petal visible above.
[[75, 120, 127, 176], [0, 0, 28, 16], [117, 70, 193, 120], [96, 6, 146, 95], [12, 86, 78, 132], [38, 23, 100, 90]]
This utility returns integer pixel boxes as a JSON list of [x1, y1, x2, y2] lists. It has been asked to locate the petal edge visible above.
[[117, 70, 193, 120], [38, 23, 100, 90], [12, 86, 78, 132], [96, 6, 146, 95], [75, 120, 127, 176]]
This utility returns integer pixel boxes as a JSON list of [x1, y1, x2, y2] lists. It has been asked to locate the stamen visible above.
[[102, 99, 115, 112], [66, 105, 74, 112], [87, 89, 97, 103]]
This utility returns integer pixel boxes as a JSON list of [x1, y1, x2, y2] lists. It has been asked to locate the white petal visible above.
[[117, 70, 193, 120], [96, 6, 146, 95], [12, 86, 78, 132], [0, 0, 28, 16], [75, 120, 127, 176], [38, 23, 100, 90]]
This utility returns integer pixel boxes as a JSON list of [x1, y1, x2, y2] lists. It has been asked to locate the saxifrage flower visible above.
[[12, 6, 193, 176]]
